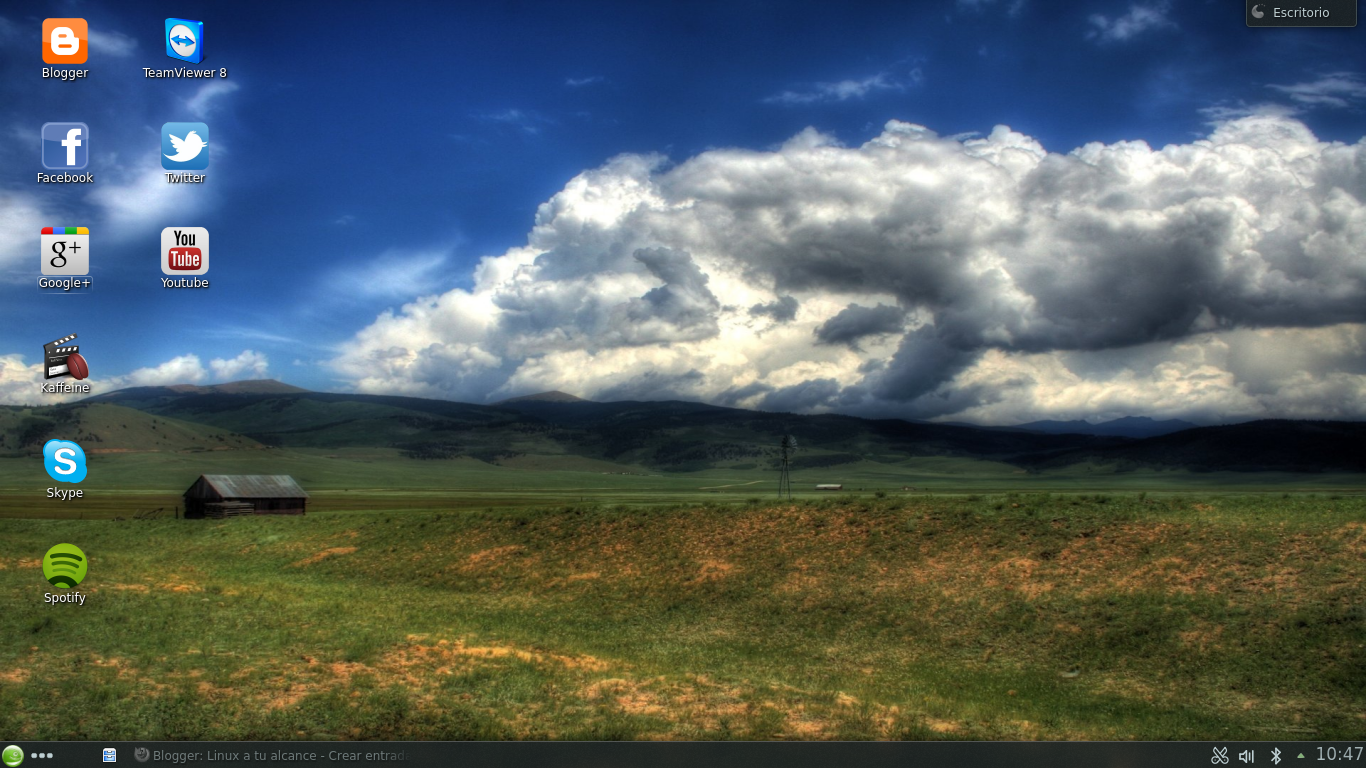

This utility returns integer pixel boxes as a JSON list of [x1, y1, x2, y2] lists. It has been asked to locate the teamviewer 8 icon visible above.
[[165, 18, 203, 64]]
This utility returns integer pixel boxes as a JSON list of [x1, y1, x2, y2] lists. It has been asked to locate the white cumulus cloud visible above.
[[328, 114, 1366, 422], [209, 350, 270, 380], [0, 355, 50, 406], [112, 354, 210, 388], [0, 351, 271, 406]]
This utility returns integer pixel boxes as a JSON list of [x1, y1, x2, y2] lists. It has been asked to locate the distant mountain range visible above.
[[161, 380, 310, 396], [494, 390, 587, 405], [1010, 416, 1201, 439], [0, 381, 1359, 474]]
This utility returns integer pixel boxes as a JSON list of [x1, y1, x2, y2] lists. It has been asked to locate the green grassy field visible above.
[[4, 448, 1366, 522], [1, 492, 1363, 740]]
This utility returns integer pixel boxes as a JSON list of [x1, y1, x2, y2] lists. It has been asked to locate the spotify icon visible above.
[[43, 542, 87, 588]]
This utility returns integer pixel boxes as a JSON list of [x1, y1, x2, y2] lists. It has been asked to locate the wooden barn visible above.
[[183, 475, 309, 519]]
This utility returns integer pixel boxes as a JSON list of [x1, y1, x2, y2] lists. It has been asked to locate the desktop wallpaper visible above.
[[1, 0, 1364, 744]]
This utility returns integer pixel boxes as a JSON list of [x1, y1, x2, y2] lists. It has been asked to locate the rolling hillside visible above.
[[1011, 416, 1200, 439], [0, 402, 263, 456], [88, 385, 1124, 469], [1036, 420, 1366, 473], [65, 383, 1366, 475], [89, 382, 529, 455]]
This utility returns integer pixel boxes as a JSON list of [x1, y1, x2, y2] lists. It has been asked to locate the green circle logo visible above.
[[2, 745, 23, 767], [42, 543, 87, 588]]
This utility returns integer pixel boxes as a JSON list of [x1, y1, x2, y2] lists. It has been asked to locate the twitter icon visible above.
[[161, 122, 209, 171]]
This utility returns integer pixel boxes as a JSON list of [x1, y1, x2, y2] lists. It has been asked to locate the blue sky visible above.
[[2, 1, 1364, 424]]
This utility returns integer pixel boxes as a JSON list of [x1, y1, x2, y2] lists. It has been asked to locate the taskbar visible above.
[[2, 741, 1363, 768]]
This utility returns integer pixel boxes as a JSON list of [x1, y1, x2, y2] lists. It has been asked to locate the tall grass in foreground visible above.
[[0, 493, 1362, 740]]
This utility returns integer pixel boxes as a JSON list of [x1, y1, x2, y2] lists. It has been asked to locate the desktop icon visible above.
[[43, 334, 89, 380], [1, 746, 21, 768], [40, 228, 90, 277], [43, 18, 88, 64], [102, 747, 116, 763], [161, 122, 209, 170], [43, 543, 88, 589], [43, 440, 87, 484], [41, 123, 89, 170], [161, 228, 209, 275], [165, 18, 203, 64]]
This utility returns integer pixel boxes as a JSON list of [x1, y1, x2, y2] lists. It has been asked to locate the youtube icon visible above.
[[160, 227, 209, 276]]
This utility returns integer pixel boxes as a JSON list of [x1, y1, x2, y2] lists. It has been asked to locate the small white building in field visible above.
[[815, 484, 843, 491]]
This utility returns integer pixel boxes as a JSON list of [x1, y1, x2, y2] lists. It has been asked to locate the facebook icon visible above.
[[42, 122, 89, 170]]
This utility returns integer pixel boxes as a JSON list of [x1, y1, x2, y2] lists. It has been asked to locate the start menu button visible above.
[[1247, 0, 1358, 26]]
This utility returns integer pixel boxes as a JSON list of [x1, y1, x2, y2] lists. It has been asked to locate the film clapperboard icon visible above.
[[44, 333, 90, 381], [41, 226, 89, 275]]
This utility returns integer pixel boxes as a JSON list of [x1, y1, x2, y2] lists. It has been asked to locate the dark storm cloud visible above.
[[665, 118, 1366, 360], [611, 248, 721, 344], [716, 380, 775, 407], [868, 327, 980, 403], [814, 303, 906, 349], [595, 369, 707, 402], [759, 378, 841, 413], [748, 295, 799, 322], [491, 245, 721, 351]]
